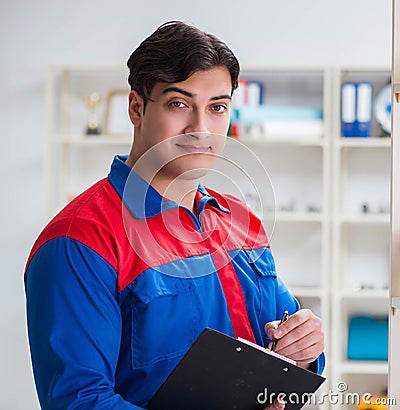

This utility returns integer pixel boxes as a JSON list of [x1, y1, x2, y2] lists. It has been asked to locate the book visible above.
[[146, 328, 325, 410]]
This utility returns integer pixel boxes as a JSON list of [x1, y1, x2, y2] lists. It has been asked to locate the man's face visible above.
[[130, 66, 232, 181]]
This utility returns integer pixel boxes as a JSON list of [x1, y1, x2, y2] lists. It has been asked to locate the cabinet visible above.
[[330, 67, 391, 409], [46, 65, 391, 409]]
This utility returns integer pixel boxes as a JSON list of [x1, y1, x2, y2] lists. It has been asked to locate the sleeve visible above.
[[25, 237, 143, 409]]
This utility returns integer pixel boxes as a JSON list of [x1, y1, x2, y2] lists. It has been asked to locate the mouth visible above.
[[175, 144, 212, 154]]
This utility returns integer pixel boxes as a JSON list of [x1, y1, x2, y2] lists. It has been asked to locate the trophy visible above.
[[85, 92, 101, 135]]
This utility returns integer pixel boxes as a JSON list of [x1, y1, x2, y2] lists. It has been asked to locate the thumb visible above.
[[264, 320, 279, 339]]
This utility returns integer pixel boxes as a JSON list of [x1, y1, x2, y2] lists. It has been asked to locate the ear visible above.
[[128, 90, 144, 127]]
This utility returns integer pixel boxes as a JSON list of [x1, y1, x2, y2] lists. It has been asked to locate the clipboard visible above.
[[147, 328, 325, 410]]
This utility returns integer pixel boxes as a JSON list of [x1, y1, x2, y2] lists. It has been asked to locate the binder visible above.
[[355, 82, 373, 137], [341, 82, 357, 137], [341, 82, 373, 137], [247, 80, 263, 106], [147, 328, 325, 410]]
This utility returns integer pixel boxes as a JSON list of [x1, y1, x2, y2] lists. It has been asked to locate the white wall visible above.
[[0, 0, 391, 408]]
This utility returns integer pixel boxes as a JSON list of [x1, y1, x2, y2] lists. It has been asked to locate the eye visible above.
[[169, 101, 187, 109], [211, 104, 228, 113]]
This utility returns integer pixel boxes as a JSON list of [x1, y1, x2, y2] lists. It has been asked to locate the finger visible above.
[[275, 329, 324, 364], [266, 309, 324, 365], [273, 309, 323, 348], [273, 317, 321, 351], [273, 312, 323, 351], [273, 309, 314, 339], [279, 338, 324, 363]]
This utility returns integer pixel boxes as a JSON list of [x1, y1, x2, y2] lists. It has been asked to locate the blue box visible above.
[[347, 316, 388, 360]]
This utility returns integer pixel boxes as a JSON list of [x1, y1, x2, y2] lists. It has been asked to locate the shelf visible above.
[[61, 135, 325, 148], [61, 135, 132, 145], [229, 137, 326, 148], [338, 137, 391, 148], [332, 58, 391, 396], [290, 287, 323, 298], [337, 213, 390, 224], [51, 64, 127, 72], [262, 211, 324, 223], [337, 289, 389, 300], [338, 360, 388, 375]]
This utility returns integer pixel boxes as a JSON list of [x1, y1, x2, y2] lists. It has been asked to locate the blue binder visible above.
[[341, 82, 357, 137], [356, 82, 373, 137]]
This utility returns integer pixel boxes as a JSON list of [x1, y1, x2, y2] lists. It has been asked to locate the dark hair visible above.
[[127, 21, 240, 106]]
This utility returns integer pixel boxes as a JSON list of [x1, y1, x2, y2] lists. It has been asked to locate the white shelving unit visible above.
[[330, 67, 391, 409], [46, 64, 392, 409]]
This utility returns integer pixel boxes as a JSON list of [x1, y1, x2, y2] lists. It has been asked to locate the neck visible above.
[[161, 176, 198, 212], [126, 152, 199, 213]]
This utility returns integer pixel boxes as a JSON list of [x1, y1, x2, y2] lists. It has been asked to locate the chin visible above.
[[179, 168, 209, 180], [165, 155, 216, 181]]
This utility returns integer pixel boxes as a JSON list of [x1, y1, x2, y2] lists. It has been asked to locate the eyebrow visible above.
[[162, 86, 232, 101]]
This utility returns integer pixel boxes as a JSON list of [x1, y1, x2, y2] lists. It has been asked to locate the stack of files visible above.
[[231, 105, 324, 141]]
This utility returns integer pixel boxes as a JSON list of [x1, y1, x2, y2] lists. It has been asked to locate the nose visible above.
[[183, 110, 209, 135]]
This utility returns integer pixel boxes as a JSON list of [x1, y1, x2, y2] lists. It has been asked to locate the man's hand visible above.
[[264, 309, 324, 369]]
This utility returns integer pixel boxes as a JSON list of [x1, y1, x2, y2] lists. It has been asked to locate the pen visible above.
[[271, 310, 289, 352]]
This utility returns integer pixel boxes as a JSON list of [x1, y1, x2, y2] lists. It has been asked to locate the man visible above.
[[25, 21, 324, 409]]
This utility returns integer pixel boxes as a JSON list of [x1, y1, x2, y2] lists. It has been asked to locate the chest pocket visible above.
[[244, 247, 278, 323], [126, 268, 200, 370], [245, 247, 277, 278]]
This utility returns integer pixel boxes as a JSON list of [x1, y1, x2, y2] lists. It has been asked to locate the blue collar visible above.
[[108, 155, 229, 219]]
